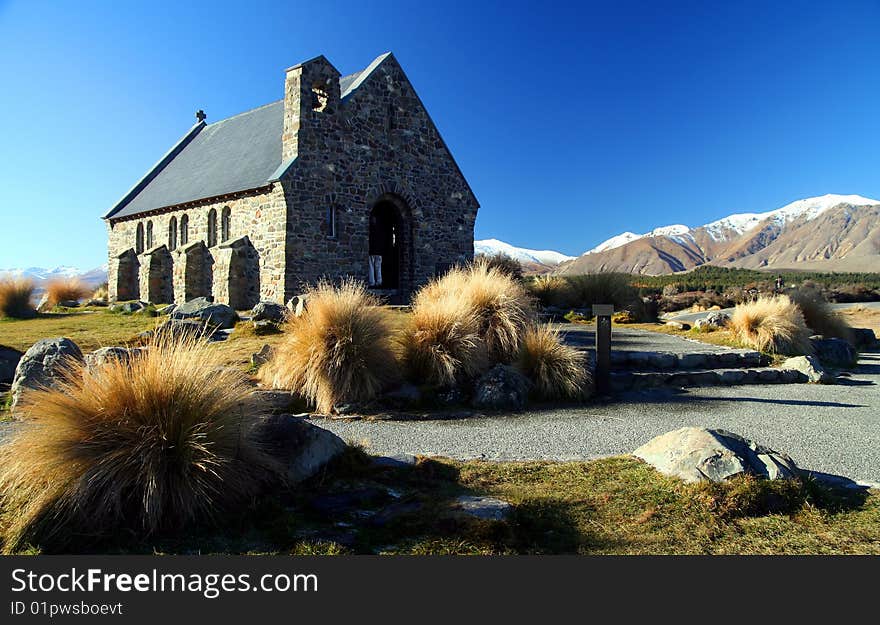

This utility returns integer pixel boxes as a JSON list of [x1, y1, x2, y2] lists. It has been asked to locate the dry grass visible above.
[[730, 295, 813, 355], [0, 277, 36, 319], [790, 286, 853, 342], [259, 279, 399, 413], [0, 335, 280, 553], [45, 278, 90, 307], [517, 324, 591, 400], [91, 283, 109, 301], [526, 275, 573, 308], [402, 297, 484, 387]]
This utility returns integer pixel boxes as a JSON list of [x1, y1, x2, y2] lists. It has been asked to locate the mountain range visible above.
[[481, 194, 880, 275], [0, 265, 109, 290]]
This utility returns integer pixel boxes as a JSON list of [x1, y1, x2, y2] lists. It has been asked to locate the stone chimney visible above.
[[282, 55, 341, 163]]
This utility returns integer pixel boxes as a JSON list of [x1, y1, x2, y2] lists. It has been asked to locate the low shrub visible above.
[[260, 279, 399, 413], [45, 278, 90, 307], [566, 272, 641, 311], [517, 324, 590, 400], [563, 310, 593, 324], [0, 277, 36, 319], [612, 310, 636, 324], [474, 252, 524, 280], [0, 335, 280, 553], [730, 295, 813, 355], [789, 286, 853, 342]]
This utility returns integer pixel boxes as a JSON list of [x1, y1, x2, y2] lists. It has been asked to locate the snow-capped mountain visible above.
[[0, 265, 108, 288], [557, 194, 880, 275], [475, 239, 574, 268]]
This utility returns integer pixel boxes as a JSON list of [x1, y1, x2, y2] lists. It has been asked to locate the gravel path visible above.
[[664, 301, 880, 325], [321, 352, 880, 485]]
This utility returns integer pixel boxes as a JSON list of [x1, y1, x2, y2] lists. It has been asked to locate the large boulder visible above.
[[110, 301, 146, 314], [695, 311, 730, 331], [170, 297, 236, 329], [155, 318, 213, 341], [810, 336, 857, 367], [257, 414, 347, 483], [783, 355, 833, 384], [10, 337, 83, 412], [84, 346, 143, 370], [0, 345, 23, 384], [251, 301, 287, 323], [471, 365, 530, 411], [633, 427, 798, 483]]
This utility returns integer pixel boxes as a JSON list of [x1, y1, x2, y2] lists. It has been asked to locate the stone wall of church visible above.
[[105, 185, 288, 306], [277, 54, 478, 301]]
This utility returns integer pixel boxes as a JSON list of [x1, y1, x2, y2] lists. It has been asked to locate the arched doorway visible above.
[[369, 199, 405, 290]]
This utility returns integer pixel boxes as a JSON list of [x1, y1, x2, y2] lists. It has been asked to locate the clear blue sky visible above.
[[1, 0, 879, 268]]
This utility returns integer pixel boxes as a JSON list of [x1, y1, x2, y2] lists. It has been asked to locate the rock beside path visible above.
[[10, 337, 83, 412], [633, 427, 799, 483]]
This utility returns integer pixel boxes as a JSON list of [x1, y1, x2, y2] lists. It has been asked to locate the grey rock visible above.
[[252, 319, 281, 334], [36, 294, 51, 312], [57, 299, 80, 308], [633, 426, 799, 483], [250, 344, 274, 368], [253, 389, 309, 414], [783, 355, 833, 384], [251, 301, 287, 323], [85, 346, 142, 369], [10, 337, 83, 412], [84, 298, 108, 307], [436, 385, 468, 407], [171, 297, 237, 329], [157, 303, 177, 316], [155, 318, 209, 341], [757, 368, 780, 382], [719, 369, 746, 385], [648, 352, 676, 369], [695, 311, 730, 330], [0, 345, 23, 384], [811, 337, 857, 368], [452, 495, 513, 521], [471, 365, 530, 411], [258, 414, 347, 483], [286, 294, 310, 317], [110, 301, 146, 314]]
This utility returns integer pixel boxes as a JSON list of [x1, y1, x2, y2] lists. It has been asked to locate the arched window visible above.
[[135, 223, 144, 254], [168, 216, 178, 250], [180, 214, 189, 246], [146, 220, 154, 249], [207, 208, 217, 247], [221, 206, 231, 242]]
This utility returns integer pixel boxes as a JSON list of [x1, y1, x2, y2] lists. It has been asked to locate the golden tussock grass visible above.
[[0, 277, 36, 319], [517, 324, 591, 400], [730, 294, 813, 355], [0, 335, 280, 553], [45, 278, 90, 306], [259, 279, 399, 413]]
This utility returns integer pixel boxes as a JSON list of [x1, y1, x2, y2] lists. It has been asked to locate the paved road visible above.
[[664, 301, 880, 325], [321, 352, 880, 485]]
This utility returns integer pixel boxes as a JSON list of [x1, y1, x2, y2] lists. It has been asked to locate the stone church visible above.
[[104, 53, 479, 308]]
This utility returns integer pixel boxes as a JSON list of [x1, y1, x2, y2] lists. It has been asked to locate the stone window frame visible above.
[[221, 206, 231, 242], [207, 208, 218, 247], [326, 205, 337, 239], [146, 220, 154, 249], [168, 216, 178, 250], [180, 214, 189, 246], [135, 223, 144, 254]]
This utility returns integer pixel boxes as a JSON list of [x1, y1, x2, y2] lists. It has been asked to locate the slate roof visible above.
[[104, 64, 373, 220]]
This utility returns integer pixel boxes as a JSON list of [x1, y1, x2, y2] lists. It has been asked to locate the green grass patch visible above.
[[9, 453, 877, 555]]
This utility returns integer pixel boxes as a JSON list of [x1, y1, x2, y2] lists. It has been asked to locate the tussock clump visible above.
[[474, 252, 524, 280], [790, 286, 853, 342], [0, 277, 36, 319], [260, 279, 399, 413], [91, 283, 109, 301], [526, 275, 573, 308], [45, 278, 90, 306], [517, 324, 590, 400], [403, 296, 485, 387], [730, 295, 813, 355], [0, 335, 279, 553], [566, 272, 640, 310]]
